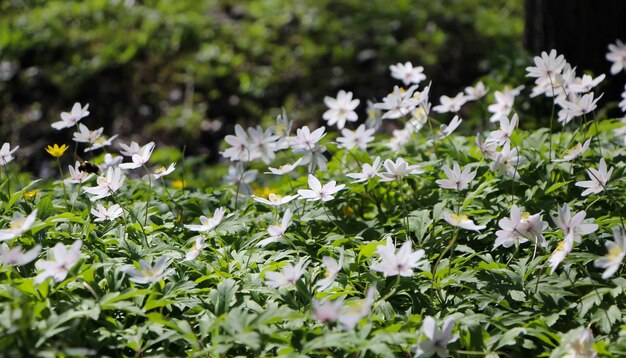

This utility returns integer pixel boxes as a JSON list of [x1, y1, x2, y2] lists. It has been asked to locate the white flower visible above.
[[184, 207, 226, 232], [34, 240, 82, 284], [390, 62, 426, 85], [371, 237, 426, 277], [85, 134, 118, 153], [563, 328, 597, 358], [315, 248, 344, 291], [152, 163, 176, 180], [83, 167, 125, 201], [0, 244, 41, 266], [73, 124, 103, 144], [347, 156, 382, 183], [495, 205, 548, 249], [0, 143, 19, 166], [525, 49, 566, 82], [435, 162, 476, 191], [570, 74, 606, 94], [443, 212, 486, 231], [379, 158, 423, 182], [336, 124, 375, 150], [297, 174, 345, 202], [265, 259, 309, 288], [476, 133, 497, 160], [224, 163, 257, 195], [553, 138, 592, 162], [119, 141, 142, 157], [52, 102, 90, 130], [575, 158, 613, 196], [490, 142, 526, 179], [222, 124, 253, 162], [606, 40, 626, 75], [560, 92, 603, 120], [387, 128, 412, 151], [184, 236, 205, 261], [258, 208, 293, 247], [464, 81, 489, 100], [432, 93, 467, 113], [265, 158, 303, 175], [552, 204, 598, 245], [312, 298, 344, 323], [119, 141, 155, 170], [0, 210, 38, 242], [337, 286, 376, 330], [65, 161, 95, 184], [594, 226, 626, 279], [413, 316, 459, 358], [90, 204, 123, 222], [247, 125, 279, 164], [620, 85, 626, 112], [252, 193, 299, 206], [486, 113, 518, 146], [548, 239, 573, 274], [124, 256, 173, 284], [434, 115, 462, 140], [488, 85, 524, 122], [101, 153, 123, 170], [518, 211, 549, 248], [323, 90, 360, 130], [291, 126, 326, 151], [374, 85, 421, 120]]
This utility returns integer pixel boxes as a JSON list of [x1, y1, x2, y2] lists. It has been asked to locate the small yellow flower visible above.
[[253, 185, 272, 198], [45, 144, 69, 158], [24, 190, 37, 200], [172, 180, 185, 189], [342, 205, 355, 217]]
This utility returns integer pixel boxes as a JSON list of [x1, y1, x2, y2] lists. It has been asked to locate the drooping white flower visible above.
[[488, 85, 524, 122], [151, 163, 176, 180], [434, 115, 462, 140], [119, 141, 142, 157], [442, 212, 486, 231], [563, 327, 597, 358], [65, 161, 95, 184], [34, 240, 82, 284], [552, 204, 598, 245], [594, 226, 626, 279], [291, 126, 328, 172], [336, 124, 375, 151], [570, 73, 606, 94], [559, 92, 603, 120], [490, 142, 526, 179], [265, 258, 309, 288], [347, 156, 382, 183], [464, 81, 489, 101], [370, 237, 426, 277], [184, 207, 226, 232], [575, 158, 613, 196], [258, 208, 293, 247], [378, 158, 423, 182], [548, 238, 573, 274], [124, 256, 173, 284], [606, 40, 626, 75], [390, 62, 426, 85], [265, 158, 303, 175], [73, 124, 103, 144], [90, 204, 123, 222], [119, 141, 155, 170], [85, 134, 118, 153], [0, 210, 38, 242], [323, 90, 360, 130], [553, 138, 592, 162], [184, 236, 205, 261], [476, 133, 497, 160], [432, 93, 467, 114], [0, 143, 19, 166], [337, 286, 376, 330], [435, 162, 476, 191], [297, 174, 345, 202], [222, 124, 253, 162], [52, 102, 90, 130], [83, 167, 125, 201], [0, 244, 41, 266], [312, 297, 344, 324], [252, 193, 299, 206], [315, 248, 344, 291], [486, 113, 518, 146], [413, 316, 459, 358], [247, 125, 279, 164], [101, 153, 123, 170]]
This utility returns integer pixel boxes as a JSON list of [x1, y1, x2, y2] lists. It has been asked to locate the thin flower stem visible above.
[[322, 203, 348, 236], [56, 157, 69, 207], [397, 180, 411, 242], [143, 165, 153, 226], [548, 76, 557, 162]]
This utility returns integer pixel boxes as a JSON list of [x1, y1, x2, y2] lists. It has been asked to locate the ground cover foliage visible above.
[[1, 48, 626, 357]]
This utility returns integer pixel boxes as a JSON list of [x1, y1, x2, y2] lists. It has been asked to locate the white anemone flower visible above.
[[184, 236, 205, 261], [0, 244, 41, 266], [374, 85, 421, 120], [432, 93, 467, 114], [336, 124, 375, 151], [152, 163, 176, 180], [413, 316, 459, 358], [434, 115, 462, 140], [553, 138, 591, 162], [378, 158, 423, 182], [73, 124, 103, 144], [435, 162, 476, 191], [252, 193, 299, 206], [52, 102, 90, 130], [525, 49, 566, 82], [265, 158, 303, 175], [124, 256, 173, 284], [443, 212, 486, 231], [370, 237, 426, 277], [486, 113, 518, 146], [83, 167, 125, 201], [315, 248, 344, 291], [34, 240, 82, 284], [575, 158, 613, 196], [389, 62, 426, 85], [488, 85, 524, 122], [548, 238, 573, 274], [258, 208, 293, 247], [594, 226, 626, 279], [90, 204, 123, 222], [323, 90, 360, 130], [119, 141, 155, 170], [606, 40, 626, 75], [347, 156, 382, 183], [464, 81, 489, 100], [65, 161, 95, 184], [312, 298, 345, 324], [563, 328, 597, 358], [222, 124, 253, 162], [265, 259, 309, 288], [0, 143, 19, 166], [552, 204, 598, 245], [298, 174, 345, 202], [337, 286, 376, 330], [0, 210, 38, 242], [184, 207, 226, 232]]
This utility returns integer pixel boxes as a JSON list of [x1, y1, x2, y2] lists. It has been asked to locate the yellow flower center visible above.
[[607, 245, 623, 262], [154, 166, 166, 174], [564, 143, 581, 156], [45, 144, 69, 158], [450, 214, 468, 224], [24, 190, 37, 200], [268, 193, 283, 203], [9, 218, 25, 229], [521, 212, 531, 220]]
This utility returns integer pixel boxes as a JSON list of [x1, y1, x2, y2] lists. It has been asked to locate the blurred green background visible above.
[[1, 0, 526, 173]]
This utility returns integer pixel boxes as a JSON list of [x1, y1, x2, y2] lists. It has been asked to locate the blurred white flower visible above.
[[495, 205, 547, 249], [570, 73, 605, 94], [559, 92, 603, 121], [265, 158, 303, 175], [119, 141, 155, 170], [464, 81, 489, 100], [390, 62, 426, 85], [553, 138, 591, 162], [91, 204, 123, 222], [73, 124, 103, 144], [337, 124, 375, 151], [575, 158, 613, 196], [0, 210, 38, 242], [552, 204, 598, 245], [525, 49, 566, 82], [432, 93, 467, 113], [83, 167, 125, 201], [436, 162, 476, 191], [379, 158, 423, 182], [338, 286, 376, 330], [258, 208, 293, 247], [0, 143, 19, 166], [184, 237, 205, 261], [252, 193, 299, 206], [247, 125, 278, 164], [124, 256, 173, 284], [371, 237, 426, 277], [312, 297, 344, 324], [65, 161, 95, 184], [413, 316, 458, 358], [594, 226, 626, 279], [434, 115, 462, 140], [185, 207, 226, 232], [606, 40, 626, 75], [315, 248, 344, 291], [488, 85, 524, 122], [298, 174, 345, 202], [323, 90, 360, 130], [490, 142, 526, 179], [224, 164, 257, 195], [119, 141, 142, 157], [548, 238, 573, 274], [101, 153, 123, 170], [265, 259, 309, 288], [563, 327, 597, 358], [347, 156, 382, 183], [222, 124, 252, 162], [374, 85, 421, 120], [52, 102, 90, 130], [152, 163, 176, 180], [0, 244, 41, 266], [486, 113, 518, 147], [443, 212, 486, 231], [34, 240, 82, 284]]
